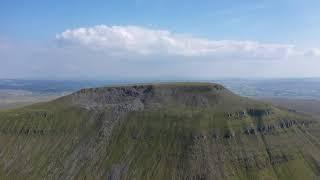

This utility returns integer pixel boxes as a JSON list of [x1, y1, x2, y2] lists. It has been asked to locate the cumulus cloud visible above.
[[55, 25, 319, 60], [1, 25, 320, 79]]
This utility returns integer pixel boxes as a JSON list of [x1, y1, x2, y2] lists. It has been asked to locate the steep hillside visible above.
[[0, 83, 320, 179]]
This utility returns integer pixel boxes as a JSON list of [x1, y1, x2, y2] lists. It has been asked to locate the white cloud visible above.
[[305, 48, 320, 57], [1, 25, 320, 79], [56, 25, 319, 60]]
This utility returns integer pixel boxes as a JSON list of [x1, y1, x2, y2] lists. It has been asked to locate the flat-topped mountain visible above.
[[0, 83, 319, 179]]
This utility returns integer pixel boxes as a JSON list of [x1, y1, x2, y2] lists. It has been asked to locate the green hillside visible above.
[[0, 83, 320, 179]]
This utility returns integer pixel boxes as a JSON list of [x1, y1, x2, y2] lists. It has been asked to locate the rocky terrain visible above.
[[0, 83, 319, 179]]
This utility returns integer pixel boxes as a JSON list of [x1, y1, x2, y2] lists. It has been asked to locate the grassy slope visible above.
[[0, 83, 319, 179], [259, 97, 320, 118]]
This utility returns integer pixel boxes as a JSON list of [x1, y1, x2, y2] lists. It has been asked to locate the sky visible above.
[[0, 0, 320, 80]]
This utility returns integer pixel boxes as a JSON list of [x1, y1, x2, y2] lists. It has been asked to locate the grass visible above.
[[0, 83, 319, 179]]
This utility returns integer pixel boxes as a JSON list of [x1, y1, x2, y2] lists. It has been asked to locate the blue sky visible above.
[[1, 0, 320, 44], [1, 0, 320, 79]]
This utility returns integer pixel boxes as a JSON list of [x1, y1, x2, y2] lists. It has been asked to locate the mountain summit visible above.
[[0, 83, 319, 179]]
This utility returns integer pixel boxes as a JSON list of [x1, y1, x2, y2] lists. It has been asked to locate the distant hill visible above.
[[0, 83, 320, 179], [260, 98, 320, 118], [216, 78, 320, 100], [0, 90, 58, 110]]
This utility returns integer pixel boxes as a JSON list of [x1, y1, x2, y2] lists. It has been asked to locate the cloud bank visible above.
[[1, 25, 320, 79], [56, 25, 319, 60]]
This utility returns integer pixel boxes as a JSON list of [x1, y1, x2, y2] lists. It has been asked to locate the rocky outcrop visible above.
[[227, 108, 272, 119], [247, 108, 272, 117], [244, 119, 313, 135]]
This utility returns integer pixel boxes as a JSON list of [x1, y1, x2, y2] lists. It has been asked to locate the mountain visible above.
[[0, 83, 319, 179]]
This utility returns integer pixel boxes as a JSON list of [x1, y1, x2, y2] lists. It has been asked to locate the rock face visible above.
[[0, 83, 319, 180], [70, 83, 226, 110]]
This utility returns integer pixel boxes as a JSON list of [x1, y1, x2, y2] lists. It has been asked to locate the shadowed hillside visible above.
[[0, 83, 320, 179]]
